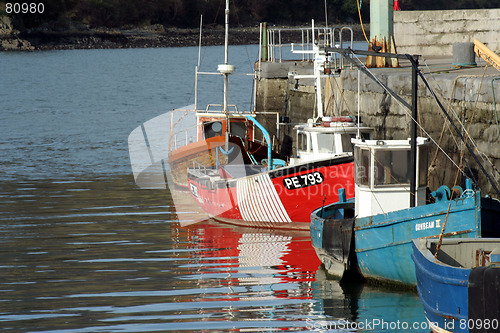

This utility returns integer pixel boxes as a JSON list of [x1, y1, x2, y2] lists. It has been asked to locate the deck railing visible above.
[[260, 24, 354, 67]]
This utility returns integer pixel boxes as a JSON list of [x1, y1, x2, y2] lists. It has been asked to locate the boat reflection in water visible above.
[[177, 220, 321, 295], [312, 276, 427, 332], [171, 219, 426, 332]]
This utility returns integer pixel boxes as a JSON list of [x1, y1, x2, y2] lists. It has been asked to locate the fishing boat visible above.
[[186, 28, 372, 230], [128, 0, 274, 193], [412, 238, 500, 332], [353, 150, 500, 286], [310, 47, 500, 285], [311, 138, 500, 282]]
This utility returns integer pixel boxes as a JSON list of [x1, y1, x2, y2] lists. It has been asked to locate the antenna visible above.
[[195, 15, 203, 110], [197, 15, 203, 69], [324, 0, 328, 38]]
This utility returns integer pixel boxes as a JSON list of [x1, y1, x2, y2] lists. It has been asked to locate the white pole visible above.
[[258, 22, 262, 78], [224, 0, 230, 149], [312, 20, 324, 120], [357, 69, 360, 139], [194, 66, 198, 111], [223, 0, 229, 116], [198, 15, 203, 68], [195, 15, 203, 111]]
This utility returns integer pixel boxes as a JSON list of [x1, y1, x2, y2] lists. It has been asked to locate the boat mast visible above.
[[223, 0, 229, 115], [195, 15, 203, 112], [311, 20, 325, 121], [217, 0, 234, 148]]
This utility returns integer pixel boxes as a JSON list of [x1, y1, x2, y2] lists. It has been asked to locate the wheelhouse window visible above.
[[230, 121, 246, 138], [355, 147, 370, 186], [374, 149, 411, 186], [418, 146, 429, 187], [341, 134, 355, 153], [298, 132, 309, 152], [204, 121, 222, 139], [317, 133, 336, 153]]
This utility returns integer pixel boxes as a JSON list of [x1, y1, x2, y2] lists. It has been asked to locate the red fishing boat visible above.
[[187, 117, 371, 230], [186, 26, 372, 229]]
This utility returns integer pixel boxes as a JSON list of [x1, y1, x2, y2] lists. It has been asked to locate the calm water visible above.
[[1, 46, 427, 332]]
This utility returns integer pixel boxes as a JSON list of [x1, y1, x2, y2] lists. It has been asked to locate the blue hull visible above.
[[311, 198, 358, 279], [412, 238, 500, 333], [412, 239, 469, 332], [355, 191, 500, 285]]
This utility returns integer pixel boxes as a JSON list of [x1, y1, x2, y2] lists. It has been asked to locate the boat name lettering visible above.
[[190, 183, 199, 198], [415, 219, 441, 231], [283, 171, 324, 190]]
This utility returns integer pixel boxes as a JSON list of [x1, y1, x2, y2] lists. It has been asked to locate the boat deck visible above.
[[188, 164, 267, 182], [423, 238, 500, 269]]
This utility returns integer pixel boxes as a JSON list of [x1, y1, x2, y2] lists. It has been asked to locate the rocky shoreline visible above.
[[1, 16, 367, 51]]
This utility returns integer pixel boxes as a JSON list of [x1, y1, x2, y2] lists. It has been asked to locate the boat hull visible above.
[[355, 192, 500, 285], [412, 238, 500, 333], [310, 200, 359, 279], [188, 156, 355, 230]]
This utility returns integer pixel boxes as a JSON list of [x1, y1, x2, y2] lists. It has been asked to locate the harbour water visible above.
[[1, 46, 428, 332]]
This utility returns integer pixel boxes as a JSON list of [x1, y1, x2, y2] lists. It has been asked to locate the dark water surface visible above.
[[1, 47, 427, 332]]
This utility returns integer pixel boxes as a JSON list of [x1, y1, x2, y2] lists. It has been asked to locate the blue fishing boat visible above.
[[412, 238, 500, 333], [353, 138, 500, 285], [311, 46, 500, 286], [311, 137, 500, 285]]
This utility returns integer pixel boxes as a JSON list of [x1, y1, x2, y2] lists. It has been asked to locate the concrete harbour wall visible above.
[[394, 9, 500, 56]]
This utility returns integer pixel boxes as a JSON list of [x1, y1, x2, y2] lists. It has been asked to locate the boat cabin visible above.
[[197, 114, 254, 142], [353, 137, 430, 218], [291, 117, 372, 164]]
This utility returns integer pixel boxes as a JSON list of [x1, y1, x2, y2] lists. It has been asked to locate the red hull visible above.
[[187, 156, 354, 230]]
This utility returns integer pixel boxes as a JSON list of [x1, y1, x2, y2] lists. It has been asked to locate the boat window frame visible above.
[[341, 134, 357, 153], [372, 148, 412, 187], [203, 121, 223, 139], [297, 131, 310, 153], [229, 120, 246, 139], [418, 145, 429, 187], [355, 146, 371, 187], [316, 132, 337, 154]]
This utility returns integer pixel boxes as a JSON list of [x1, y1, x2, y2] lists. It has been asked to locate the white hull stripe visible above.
[[236, 174, 291, 223], [257, 174, 289, 222], [255, 174, 280, 222]]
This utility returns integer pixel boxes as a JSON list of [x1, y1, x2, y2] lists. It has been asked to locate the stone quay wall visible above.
[[394, 9, 500, 56]]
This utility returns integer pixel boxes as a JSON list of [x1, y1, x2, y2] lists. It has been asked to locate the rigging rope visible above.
[[349, 53, 463, 173], [418, 70, 500, 198], [421, 58, 500, 188], [435, 64, 490, 259]]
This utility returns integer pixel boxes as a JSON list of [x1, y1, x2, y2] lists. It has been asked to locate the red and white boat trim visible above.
[[188, 155, 355, 230], [237, 173, 292, 224]]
